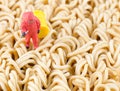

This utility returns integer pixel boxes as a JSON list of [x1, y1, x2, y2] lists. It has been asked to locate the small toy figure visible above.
[[21, 11, 40, 49]]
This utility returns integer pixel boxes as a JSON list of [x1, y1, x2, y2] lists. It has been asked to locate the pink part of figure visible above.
[[21, 12, 40, 49]]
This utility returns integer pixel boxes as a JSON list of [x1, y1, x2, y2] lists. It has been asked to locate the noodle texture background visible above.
[[0, 0, 120, 91]]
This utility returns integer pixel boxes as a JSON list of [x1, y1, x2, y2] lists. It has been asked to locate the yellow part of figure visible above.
[[33, 10, 50, 38], [41, 0, 48, 4]]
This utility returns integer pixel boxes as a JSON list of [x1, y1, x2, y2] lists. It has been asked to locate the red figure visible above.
[[21, 12, 40, 49]]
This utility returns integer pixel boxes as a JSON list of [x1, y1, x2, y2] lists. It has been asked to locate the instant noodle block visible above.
[[33, 10, 50, 38]]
